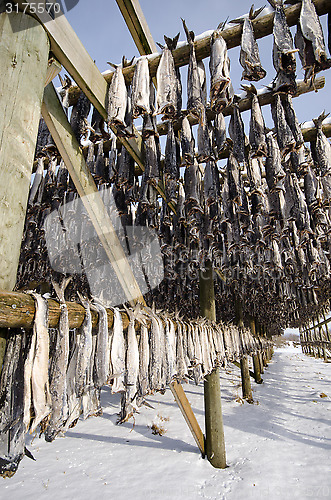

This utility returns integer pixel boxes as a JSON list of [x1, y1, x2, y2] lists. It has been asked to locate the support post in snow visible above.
[[199, 261, 226, 469], [250, 318, 263, 384], [0, 12, 49, 374], [235, 301, 254, 403]]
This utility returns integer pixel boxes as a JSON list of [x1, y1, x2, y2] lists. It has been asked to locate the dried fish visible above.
[[210, 22, 231, 112], [92, 300, 110, 389], [231, 5, 266, 81], [182, 19, 204, 120], [271, 94, 296, 155], [311, 111, 331, 176], [44, 278, 71, 442], [227, 152, 242, 205], [131, 56, 151, 118], [214, 111, 227, 155], [0, 330, 26, 478], [75, 294, 93, 398], [107, 63, 127, 129], [155, 34, 180, 120], [229, 98, 246, 164], [70, 90, 91, 143], [110, 307, 126, 393], [296, 0, 331, 82], [164, 121, 179, 205], [181, 115, 195, 165], [27, 292, 52, 434], [242, 84, 267, 156], [281, 94, 304, 148]]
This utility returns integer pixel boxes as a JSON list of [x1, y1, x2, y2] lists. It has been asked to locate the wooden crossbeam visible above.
[[115, 0, 158, 55], [42, 83, 146, 307], [103, 0, 331, 85]]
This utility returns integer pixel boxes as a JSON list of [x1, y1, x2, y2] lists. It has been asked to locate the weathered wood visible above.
[[232, 360, 255, 379], [240, 356, 254, 403], [199, 261, 226, 469], [102, 0, 331, 85], [16, 1, 144, 170], [42, 83, 146, 306], [0, 12, 49, 373], [0, 290, 128, 330], [0, 12, 49, 292], [115, 0, 158, 55], [45, 57, 62, 86], [252, 355, 263, 384], [169, 380, 205, 456]]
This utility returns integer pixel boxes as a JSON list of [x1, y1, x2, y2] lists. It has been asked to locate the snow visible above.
[[1, 344, 330, 499]]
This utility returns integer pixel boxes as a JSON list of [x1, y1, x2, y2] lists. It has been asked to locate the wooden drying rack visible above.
[[0, 0, 331, 468]]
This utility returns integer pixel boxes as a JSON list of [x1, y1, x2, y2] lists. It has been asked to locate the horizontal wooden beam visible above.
[[155, 76, 326, 138], [103, 0, 331, 85], [42, 83, 146, 306], [0, 290, 121, 329]]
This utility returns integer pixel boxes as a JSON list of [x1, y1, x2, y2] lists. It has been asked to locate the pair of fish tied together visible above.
[[0, 289, 272, 477]]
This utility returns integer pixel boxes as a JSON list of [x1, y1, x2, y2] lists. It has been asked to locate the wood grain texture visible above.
[[0, 12, 49, 291]]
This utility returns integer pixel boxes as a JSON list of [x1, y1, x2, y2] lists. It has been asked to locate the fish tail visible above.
[[181, 19, 194, 45], [313, 111, 330, 129]]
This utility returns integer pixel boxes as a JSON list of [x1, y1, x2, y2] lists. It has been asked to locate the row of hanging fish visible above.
[[0, 292, 271, 477]]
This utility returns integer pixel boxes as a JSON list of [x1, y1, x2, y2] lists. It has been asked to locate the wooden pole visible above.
[[0, 12, 49, 373], [235, 301, 254, 402], [249, 317, 263, 384], [199, 261, 226, 469]]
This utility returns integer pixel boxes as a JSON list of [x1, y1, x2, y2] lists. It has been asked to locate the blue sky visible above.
[[64, 0, 331, 129]]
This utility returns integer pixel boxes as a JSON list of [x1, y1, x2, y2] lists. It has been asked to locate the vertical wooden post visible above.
[[235, 301, 253, 402], [199, 261, 226, 469], [250, 317, 262, 383], [0, 12, 50, 373]]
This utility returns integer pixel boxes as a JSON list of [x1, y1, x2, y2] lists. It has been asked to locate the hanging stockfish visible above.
[[94, 140, 106, 184], [182, 19, 204, 121], [204, 160, 221, 220], [107, 62, 128, 130], [108, 135, 117, 182], [295, 0, 331, 83], [131, 56, 151, 118], [197, 107, 213, 162], [75, 294, 93, 399], [242, 84, 267, 156], [281, 94, 304, 149], [142, 81, 158, 137], [198, 60, 207, 106], [229, 97, 246, 164], [247, 156, 264, 214], [44, 278, 71, 442], [155, 33, 180, 120], [92, 300, 110, 389], [226, 152, 242, 206], [90, 106, 106, 142], [0, 330, 26, 478], [311, 111, 331, 177], [230, 5, 267, 81], [209, 21, 232, 112], [138, 322, 150, 398], [164, 121, 180, 206], [82, 315, 101, 420], [35, 117, 55, 157], [70, 90, 91, 144], [120, 306, 141, 421], [26, 292, 52, 434], [147, 308, 164, 392], [116, 144, 135, 189], [184, 159, 203, 214], [181, 115, 195, 165], [271, 94, 296, 155], [268, 0, 297, 94], [213, 111, 227, 155], [110, 307, 126, 393]]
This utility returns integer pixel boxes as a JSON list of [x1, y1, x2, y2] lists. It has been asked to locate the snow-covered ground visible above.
[[1, 344, 330, 500]]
